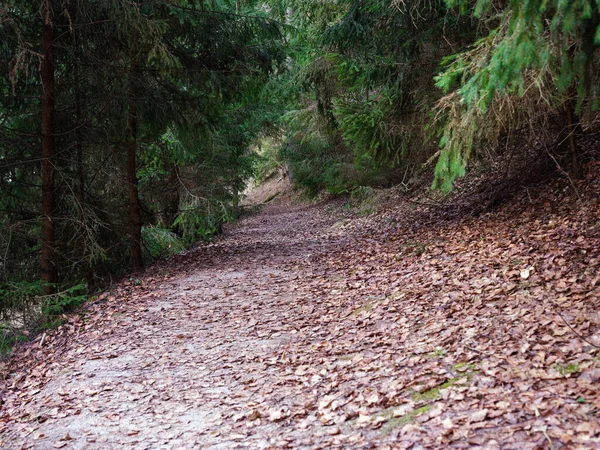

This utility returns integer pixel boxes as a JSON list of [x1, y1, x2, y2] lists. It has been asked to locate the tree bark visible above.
[[41, 0, 57, 295], [127, 63, 144, 273]]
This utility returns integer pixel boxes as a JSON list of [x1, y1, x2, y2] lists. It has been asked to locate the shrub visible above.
[[141, 226, 186, 259]]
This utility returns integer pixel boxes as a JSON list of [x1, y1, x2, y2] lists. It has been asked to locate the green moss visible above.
[[351, 298, 381, 316], [263, 191, 280, 203], [411, 378, 459, 402], [380, 405, 432, 435], [373, 363, 477, 435], [411, 364, 477, 402], [554, 363, 580, 376], [427, 348, 447, 359], [453, 362, 476, 370]]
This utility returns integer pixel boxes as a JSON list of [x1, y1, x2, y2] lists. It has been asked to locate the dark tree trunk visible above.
[[41, 0, 57, 295], [127, 63, 143, 273]]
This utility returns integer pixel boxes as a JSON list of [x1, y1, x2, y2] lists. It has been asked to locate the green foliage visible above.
[[349, 186, 378, 216], [173, 200, 234, 242], [0, 281, 44, 321], [253, 137, 284, 184], [41, 284, 87, 320], [0, 280, 86, 353], [333, 88, 406, 168], [267, 0, 600, 196], [0, 324, 29, 357], [0, 0, 285, 332], [141, 226, 186, 259], [433, 0, 600, 190], [266, 0, 466, 196], [279, 128, 367, 197]]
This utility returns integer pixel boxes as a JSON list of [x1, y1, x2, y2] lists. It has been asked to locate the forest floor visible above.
[[1, 167, 600, 449]]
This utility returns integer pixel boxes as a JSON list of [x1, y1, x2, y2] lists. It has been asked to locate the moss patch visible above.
[[263, 191, 280, 203], [351, 297, 382, 316], [454, 362, 476, 371], [426, 348, 447, 359], [411, 378, 459, 402], [554, 362, 580, 376], [411, 363, 477, 402], [379, 405, 432, 435]]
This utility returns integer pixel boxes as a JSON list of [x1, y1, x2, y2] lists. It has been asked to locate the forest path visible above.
[[1, 200, 360, 449], [2, 180, 600, 449]]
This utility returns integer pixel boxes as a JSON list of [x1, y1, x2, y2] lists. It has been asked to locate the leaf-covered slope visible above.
[[1, 165, 599, 448]]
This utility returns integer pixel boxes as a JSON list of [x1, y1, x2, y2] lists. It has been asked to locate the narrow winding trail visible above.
[[2, 181, 600, 449]]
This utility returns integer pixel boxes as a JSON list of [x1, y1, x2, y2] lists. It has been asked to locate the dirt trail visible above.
[[1, 201, 358, 449], [2, 179, 600, 449]]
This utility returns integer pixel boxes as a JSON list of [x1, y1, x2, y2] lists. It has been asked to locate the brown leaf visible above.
[[468, 409, 488, 423], [60, 433, 72, 442], [247, 410, 261, 421]]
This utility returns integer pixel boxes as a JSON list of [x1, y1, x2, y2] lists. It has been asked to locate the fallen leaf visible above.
[[468, 409, 488, 423]]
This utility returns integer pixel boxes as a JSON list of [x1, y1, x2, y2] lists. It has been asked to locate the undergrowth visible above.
[[0, 281, 87, 356], [142, 226, 186, 259]]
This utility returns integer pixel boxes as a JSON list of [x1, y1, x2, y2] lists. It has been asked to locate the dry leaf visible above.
[[468, 409, 488, 423]]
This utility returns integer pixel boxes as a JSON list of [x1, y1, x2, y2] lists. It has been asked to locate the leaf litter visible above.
[[1, 167, 600, 449]]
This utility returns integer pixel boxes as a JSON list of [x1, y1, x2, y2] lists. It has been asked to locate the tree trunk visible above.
[[40, 0, 57, 295], [127, 63, 144, 273]]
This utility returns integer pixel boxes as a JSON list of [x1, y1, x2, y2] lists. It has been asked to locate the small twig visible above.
[[547, 299, 599, 349], [442, 362, 457, 378], [36, 286, 79, 299], [421, 149, 441, 168], [541, 429, 554, 449], [175, 167, 211, 204], [543, 143, 581, 200], [464, 344, 485, 354]]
